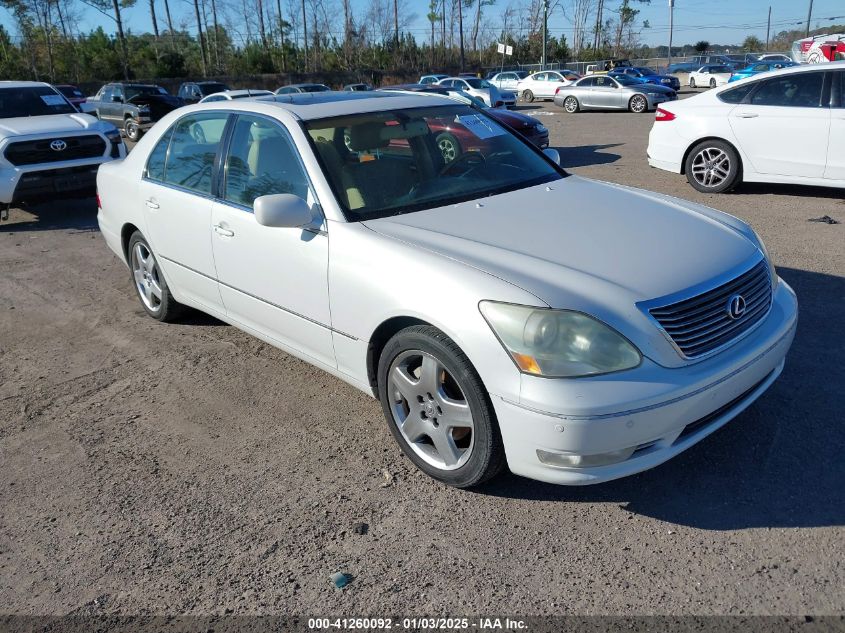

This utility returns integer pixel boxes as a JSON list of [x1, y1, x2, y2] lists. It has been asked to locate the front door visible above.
[[210, 113, 335, 367], [729, 70, 830, 177], [139, 111, 229, 313], [590, 76, 623, 109]]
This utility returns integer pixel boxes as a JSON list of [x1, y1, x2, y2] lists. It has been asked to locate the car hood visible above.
[[637, 83, 675, 93], [363, 176, 759, 366], [0, 113, 100, 137]]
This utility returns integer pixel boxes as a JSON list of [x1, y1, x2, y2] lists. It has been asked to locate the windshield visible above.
[[199, 83, 228, 95], [636, 67, 657, 75], [710, 65, 732, 73], [302, 84, 330, 92], [56, 85, 83, 98], [305, 105, 563, 221], [0, 86, 75, 118], [613, 75, 637, 86], [126, 85, 166, 100], [464, 78, 492, 89]]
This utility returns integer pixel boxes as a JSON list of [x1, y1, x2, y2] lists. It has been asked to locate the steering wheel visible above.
[[439, 151, 486, 177]]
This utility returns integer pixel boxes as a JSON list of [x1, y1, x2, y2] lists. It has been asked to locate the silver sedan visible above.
[[554, 74, 677, 113]]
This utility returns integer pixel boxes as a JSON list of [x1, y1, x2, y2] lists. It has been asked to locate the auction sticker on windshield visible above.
[[457, 114, 506, 139], [40, 94, 67, 107]]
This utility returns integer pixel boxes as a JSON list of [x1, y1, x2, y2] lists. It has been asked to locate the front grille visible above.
[[648, 259, 772, 359], [4, 135, 106, 166]]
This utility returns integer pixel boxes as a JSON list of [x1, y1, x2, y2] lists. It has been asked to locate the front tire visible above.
[[685, 139, 741, 193], [377, 325, 506, 488], [629, 94, 648, 113], [127, 232, 185, 322], [709, 78, 717, 88], [435, 132, 461, 164], [522, 89, 534, 103], [563, 96, 580, 113], [124, 118, 142, 142], [689, 77, 696, 88]]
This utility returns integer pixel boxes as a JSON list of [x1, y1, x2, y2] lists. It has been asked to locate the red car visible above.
[[380, 84, 550, 161], [53, 84, 86, 109]]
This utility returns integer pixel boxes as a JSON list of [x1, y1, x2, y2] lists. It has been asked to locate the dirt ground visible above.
[[1, 96, 843, 619]]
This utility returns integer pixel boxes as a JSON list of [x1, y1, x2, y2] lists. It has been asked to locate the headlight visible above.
[[479, 302, 642, 377], [661, 78, 671, 83], [105, 129, 122, 144], [535, 124, 547, 133]]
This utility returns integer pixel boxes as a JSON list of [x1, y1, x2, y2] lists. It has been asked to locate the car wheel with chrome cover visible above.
[[685, 139, 741, 193], [377, 325, 505, 488]]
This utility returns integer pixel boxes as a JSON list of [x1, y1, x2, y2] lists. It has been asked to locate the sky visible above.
[[2, 0, 844, 51]]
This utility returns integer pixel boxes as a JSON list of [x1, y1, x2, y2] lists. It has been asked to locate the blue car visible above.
[[608, 66, 681, 91], [728, 60, 797, 82]]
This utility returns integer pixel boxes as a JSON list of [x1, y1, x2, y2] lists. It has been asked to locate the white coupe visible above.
[[517, 70, 581, 102], [648, 62, 844, 192], [688, 64, 734, 88], [98, 92, 797, 488]]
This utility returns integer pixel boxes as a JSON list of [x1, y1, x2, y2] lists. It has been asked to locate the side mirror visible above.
[[254, 194, 312, 228], [543, 148, 561, 166]]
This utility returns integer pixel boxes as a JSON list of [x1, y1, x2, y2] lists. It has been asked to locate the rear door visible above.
[[138, 111, 230, 313], [825, 70, 845, 181], [729, 70, 830, 177]]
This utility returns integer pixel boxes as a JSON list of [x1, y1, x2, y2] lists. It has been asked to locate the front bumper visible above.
[[4, 164, 101, 204], [492, 279, 797, 485]]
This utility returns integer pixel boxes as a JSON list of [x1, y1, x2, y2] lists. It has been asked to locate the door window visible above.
[[594, 77, 615, 88], [223, 115, 310, 208], [750, 72, 825, 108], [163, 113, 229, 195], [144, 127, 175, 181], [101, 86, 113, 101]]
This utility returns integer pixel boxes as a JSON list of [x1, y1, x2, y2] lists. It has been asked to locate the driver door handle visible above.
[[735, 112, 759, 118], [213, 224, 234, 237], [144, 199, 159, 209]]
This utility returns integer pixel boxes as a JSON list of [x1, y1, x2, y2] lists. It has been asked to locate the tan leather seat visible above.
[[314, 139, 365, 210]]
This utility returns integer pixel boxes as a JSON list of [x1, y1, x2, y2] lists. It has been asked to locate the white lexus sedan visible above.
[[648, 62, 844, 193], [97, 92, 797, 488], [688, 64, 733, 88]]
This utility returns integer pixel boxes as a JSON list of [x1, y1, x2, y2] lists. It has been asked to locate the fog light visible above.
[[537, 446, 636, 469]]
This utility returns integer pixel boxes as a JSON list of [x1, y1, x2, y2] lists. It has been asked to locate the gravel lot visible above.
[[1, 93, 843, 619]]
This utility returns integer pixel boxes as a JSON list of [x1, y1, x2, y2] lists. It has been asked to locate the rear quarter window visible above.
[[718, 83, 755, 104]]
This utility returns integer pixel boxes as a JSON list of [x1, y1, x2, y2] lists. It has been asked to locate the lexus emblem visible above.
[[50, 139, 67, 152], [726, 294, 747, 320]]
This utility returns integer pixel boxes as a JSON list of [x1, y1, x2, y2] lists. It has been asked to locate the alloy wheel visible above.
[[387, 350, 475, 470], [630, 95, 647, 113], [690, 147, 731, 188], [564, 97, 578, 113], [131, 241, 163, 313], [437, 136, 458, 163]]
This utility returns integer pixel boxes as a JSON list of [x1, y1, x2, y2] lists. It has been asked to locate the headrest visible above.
[[347, 122, 389, 151]]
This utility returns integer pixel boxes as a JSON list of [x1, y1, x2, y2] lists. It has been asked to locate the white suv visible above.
[[0, 81, 125, 215]]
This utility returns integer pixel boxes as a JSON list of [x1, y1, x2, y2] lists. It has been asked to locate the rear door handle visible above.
[[144, 199, 159, 209], [213, 224, 234, 237], [735, 112, 759, 118]]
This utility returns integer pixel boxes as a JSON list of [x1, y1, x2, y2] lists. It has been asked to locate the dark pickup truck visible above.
[[87, 83, 183, 141]]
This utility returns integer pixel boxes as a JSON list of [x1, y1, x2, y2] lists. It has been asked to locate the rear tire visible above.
[[563, 96, 580, 113], [377, 325, 506, 488], [684, 139, 741, 193], [127, 231, 185, 322], [689, 77, 696, 88], [522, 89, 534, 103], [709, 78, 717, 88]]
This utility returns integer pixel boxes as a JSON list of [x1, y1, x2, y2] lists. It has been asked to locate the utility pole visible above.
[[541, 0, 548, 69], [667, 0, 674, 70], [805, 0, 813, 37], [765, 5, 771, 51]]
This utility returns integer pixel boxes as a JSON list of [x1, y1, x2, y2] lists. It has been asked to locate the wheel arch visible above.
[[680, 136, 744, 177], [120, 222, 141, 264], [366, 316, 432, 395]]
